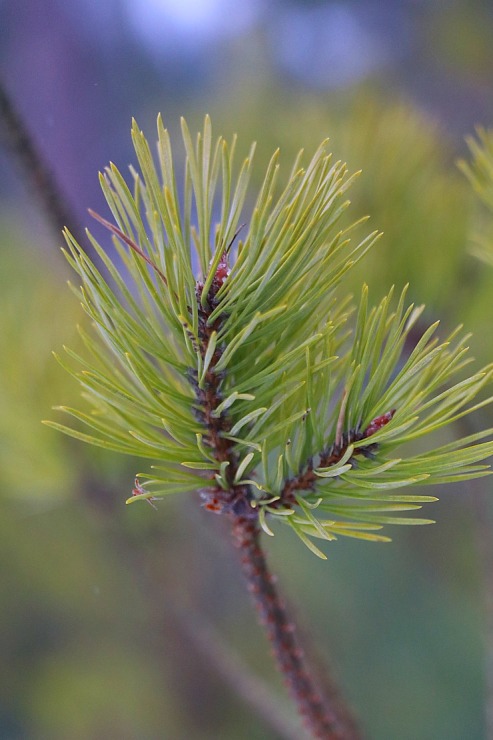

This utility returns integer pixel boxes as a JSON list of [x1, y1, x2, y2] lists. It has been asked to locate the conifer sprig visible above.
[[460, 127, 493, 211], [459, 127, 493, 264], [46, 116, 493, 558]]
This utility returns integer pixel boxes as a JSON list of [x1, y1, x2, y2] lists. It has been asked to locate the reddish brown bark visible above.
[[231, 514, 361, 739]]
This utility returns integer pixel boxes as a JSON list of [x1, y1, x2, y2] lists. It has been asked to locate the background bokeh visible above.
[[2, 1, 493, 738]]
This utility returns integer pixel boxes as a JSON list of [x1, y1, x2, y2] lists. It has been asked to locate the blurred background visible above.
[[2, 1, 493, 738]]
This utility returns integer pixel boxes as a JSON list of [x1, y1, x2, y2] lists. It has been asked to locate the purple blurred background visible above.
[[2, 0, 493, 241]]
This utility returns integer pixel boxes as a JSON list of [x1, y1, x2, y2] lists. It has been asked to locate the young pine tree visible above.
[[46, 117, 493, 739]]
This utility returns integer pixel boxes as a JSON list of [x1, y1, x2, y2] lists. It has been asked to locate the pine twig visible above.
[[195, 264, 360, 739], [231, 514, 360, 739], [0, 88, 316, 735], [42, 116, 493, 738]]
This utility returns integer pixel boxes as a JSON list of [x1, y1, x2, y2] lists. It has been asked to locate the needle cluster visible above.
[[46, 116, 493, 557]]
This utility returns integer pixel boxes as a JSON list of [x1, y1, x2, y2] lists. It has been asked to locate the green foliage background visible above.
[[2, 88, 493, 739]]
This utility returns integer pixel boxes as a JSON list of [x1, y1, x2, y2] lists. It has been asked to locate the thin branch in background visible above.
[[0, 78, 85, 247], [166, 597, 306, 740], [77, 468, 311, 738], [95, 490, 308, 740]]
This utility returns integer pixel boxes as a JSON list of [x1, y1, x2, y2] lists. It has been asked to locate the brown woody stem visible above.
[[231, 514, 361, 739], [195, 272, 361, 739]]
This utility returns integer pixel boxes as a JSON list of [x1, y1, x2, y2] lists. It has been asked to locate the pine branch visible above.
[[192, 258, 359, 737], [44, 116, 493, 736], [231, 515, 359, 739]]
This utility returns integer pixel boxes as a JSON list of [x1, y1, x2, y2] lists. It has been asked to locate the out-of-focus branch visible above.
[[0, 78, 85, 246], [167, 598, 306, 740]]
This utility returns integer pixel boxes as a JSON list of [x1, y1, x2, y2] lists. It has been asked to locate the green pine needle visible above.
[[48, 116, 493, 557]]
